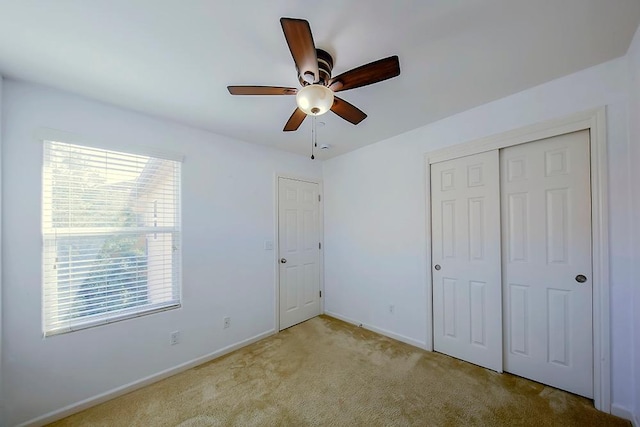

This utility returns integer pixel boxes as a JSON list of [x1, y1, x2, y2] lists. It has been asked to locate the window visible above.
[[43, 140, 181, 336]]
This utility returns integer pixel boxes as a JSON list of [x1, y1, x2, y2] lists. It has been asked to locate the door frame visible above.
[[423, 107, 610, 412], [274, 174, 324, 332]]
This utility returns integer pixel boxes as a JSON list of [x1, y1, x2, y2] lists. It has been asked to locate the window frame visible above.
[[41, 137, 183, 337]]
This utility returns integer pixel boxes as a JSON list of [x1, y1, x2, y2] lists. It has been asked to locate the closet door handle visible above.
[[280, 258, 287, 264], [434, 264, 441, 271], [575, 274, 587, 283]]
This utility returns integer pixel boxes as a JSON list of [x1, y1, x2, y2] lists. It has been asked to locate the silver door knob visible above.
[[280, 258, 287, 264], [575, 274, 587, 283], [434, 264, 441, 271]]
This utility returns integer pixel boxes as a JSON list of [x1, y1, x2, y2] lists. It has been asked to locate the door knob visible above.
[[575, 274, 587, 283], [280, 258, 287, 264], [434, 264, 441, 271]]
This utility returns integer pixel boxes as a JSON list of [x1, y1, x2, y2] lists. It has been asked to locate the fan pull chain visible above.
[[310, 115, 317, 160]]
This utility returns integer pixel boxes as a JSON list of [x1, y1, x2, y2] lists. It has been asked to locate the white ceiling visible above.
[[0, 1, 638, 159]]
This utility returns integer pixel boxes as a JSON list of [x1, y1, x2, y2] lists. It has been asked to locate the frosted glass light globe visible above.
[[296, 84, 334, 116]]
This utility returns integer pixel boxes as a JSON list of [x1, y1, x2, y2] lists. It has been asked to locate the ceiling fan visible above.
[[227, 17, 401, 132]]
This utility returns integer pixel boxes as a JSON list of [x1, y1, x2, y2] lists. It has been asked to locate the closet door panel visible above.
[[501, 130, 593, 398], [431, 150, 502, 372]]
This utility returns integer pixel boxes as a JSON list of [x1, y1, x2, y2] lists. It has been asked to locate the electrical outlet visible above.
[[170, 331, 180, 345], [223, 317, 231, 329], [389, 304, 395, 314]]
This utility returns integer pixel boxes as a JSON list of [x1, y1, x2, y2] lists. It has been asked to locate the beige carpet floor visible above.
[[50, 315, 629, 426]]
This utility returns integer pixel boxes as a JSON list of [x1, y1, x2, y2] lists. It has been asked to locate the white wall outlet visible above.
[[389, 304, 395, 314], [223, 316, 231, 329], [170, 331, 180, 345]]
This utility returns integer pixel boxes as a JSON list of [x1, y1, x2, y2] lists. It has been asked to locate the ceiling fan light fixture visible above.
[[296, 84, 334, 116]]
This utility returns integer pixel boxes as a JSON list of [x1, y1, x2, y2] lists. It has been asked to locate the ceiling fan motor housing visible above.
[[299, 49, 334, 86]]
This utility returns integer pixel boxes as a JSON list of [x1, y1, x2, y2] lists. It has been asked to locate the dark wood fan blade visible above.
[[280, 18, 319, 84], [227, 86, 297, 95], [283, 108, 307, 131], [328, 56, 400, 92], [331, 96, 367, 125]]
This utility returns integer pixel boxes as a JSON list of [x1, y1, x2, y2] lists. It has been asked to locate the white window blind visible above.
[[43, 141, 181, 336]]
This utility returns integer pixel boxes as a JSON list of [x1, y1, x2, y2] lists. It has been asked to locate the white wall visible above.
[[0, 74, 4, 420], [626, 24, 640, 427], [322, 56, 636, 416], [0, 79, 322, 426]]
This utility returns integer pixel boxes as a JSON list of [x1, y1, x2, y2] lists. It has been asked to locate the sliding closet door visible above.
[[431, 150, 502, 372], [501, 130, 593, 398]]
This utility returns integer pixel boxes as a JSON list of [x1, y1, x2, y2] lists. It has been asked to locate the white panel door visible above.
[[501, 130, 593, 398], [431, 150, 502, 372], [278, 178, 321, 330]]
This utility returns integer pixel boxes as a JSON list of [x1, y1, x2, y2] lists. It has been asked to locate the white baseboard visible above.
[[19, 329, 276, 427], [324, 311, 427, 350], [611, 404, 637, 426]]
